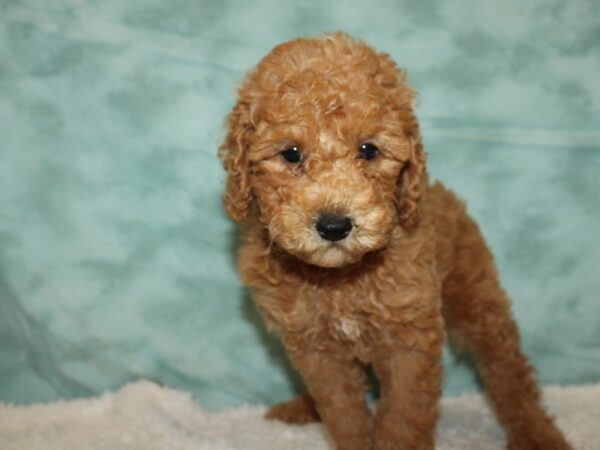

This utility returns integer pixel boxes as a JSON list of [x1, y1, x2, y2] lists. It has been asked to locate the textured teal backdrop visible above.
[[1, 0, 599, 409]]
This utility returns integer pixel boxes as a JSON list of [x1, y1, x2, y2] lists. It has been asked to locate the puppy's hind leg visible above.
[[265, 392, 321, 424], [442, 216, 572, 450]]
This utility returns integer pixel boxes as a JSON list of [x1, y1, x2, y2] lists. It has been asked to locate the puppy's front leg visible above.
[[288, 348, 373, 450], [372, 341, 443, 450]]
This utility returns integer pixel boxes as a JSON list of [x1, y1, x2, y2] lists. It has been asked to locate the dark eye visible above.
[[358, 143, 379, 161], [280, 146, 303, 163]]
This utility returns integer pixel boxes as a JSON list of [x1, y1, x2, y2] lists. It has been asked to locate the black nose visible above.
[[316, 214, 353, 242]]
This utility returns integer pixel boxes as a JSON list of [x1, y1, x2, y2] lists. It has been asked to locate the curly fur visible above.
[[220, 33, 572, 450]]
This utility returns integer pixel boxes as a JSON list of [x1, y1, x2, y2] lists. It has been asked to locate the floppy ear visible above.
[[219, 101, 254, 222], [397, 118, 427, 232]]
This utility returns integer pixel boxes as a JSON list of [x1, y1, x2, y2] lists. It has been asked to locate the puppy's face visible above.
[[221, 34, 425, 268]]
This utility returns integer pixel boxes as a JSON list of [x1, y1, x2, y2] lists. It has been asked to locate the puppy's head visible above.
[[220, 33, 426, 268]]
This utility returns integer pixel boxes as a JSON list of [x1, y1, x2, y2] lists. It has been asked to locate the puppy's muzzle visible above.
[[316, 213, 353, 242]]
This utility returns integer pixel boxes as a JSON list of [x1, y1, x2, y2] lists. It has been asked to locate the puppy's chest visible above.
[[301, 284, 384, 352], [320, 294, 365, 341], [332, 314, 362, 341]]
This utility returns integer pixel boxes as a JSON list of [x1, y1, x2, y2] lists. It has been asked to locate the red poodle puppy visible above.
[[219, 33, 572, 450]]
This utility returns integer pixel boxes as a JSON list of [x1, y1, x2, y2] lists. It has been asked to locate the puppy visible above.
[[219, 33, 572, 450]]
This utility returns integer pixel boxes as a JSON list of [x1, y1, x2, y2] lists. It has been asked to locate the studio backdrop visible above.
[[1, 0, 599, 408]]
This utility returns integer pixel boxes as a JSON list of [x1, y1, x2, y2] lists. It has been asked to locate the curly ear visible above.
[[219, 101, 254, 221], [397, 121, 427, 232]]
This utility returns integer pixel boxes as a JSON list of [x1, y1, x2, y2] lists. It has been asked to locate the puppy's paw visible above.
[[507, 432, 573, 450], [265, 393, 321, 424]]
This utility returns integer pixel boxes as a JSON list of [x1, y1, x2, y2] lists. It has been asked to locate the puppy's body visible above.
[[220, 34, 571, 450], [240, 182, 457, 358]]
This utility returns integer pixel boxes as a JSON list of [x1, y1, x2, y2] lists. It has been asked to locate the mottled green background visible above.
[[1, 0, 599, 409]]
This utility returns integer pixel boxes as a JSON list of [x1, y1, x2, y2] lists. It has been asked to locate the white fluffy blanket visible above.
[[0, 381, 597, 450]]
